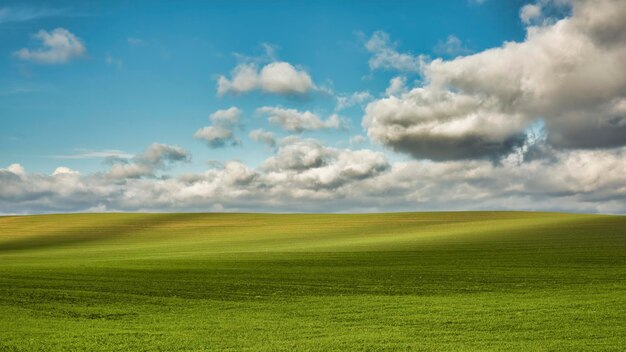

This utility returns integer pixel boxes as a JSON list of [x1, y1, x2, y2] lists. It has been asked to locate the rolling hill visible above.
[[1, 212, 625, 351]]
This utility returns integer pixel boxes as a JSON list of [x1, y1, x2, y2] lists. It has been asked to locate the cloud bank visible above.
[[3, 141, 626, 214]]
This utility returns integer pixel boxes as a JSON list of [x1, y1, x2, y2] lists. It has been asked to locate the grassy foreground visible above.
[[0, 212, 625, 351]]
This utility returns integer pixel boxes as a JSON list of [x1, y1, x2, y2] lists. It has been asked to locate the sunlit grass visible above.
[[1, 212, 625, 351]]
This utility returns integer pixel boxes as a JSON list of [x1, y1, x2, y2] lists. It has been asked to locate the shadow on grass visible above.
[[0, 213, 210, 253]]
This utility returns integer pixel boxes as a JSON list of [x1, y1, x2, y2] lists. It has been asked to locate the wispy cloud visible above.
[[257, 107, 346, 133], [363, 31, 426, 73], [127, 37, 148, 47], [468, 0, 487, 6], [433, 35, 472, 57], [0, 6, 69, 24], [49, 149, 133, 160], [0, 87, 41, 97], [105, 53, 123, 69]]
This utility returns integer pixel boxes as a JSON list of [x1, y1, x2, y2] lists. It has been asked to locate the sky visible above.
[[1, 0, 626, 214]]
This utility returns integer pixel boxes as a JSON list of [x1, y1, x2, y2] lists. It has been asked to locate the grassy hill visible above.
[[0, 212, 625, 351]]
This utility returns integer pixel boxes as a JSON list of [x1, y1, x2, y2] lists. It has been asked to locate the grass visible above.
[[0, 211, 624, 351]]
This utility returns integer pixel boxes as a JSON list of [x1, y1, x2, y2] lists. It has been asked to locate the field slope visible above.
[[0, 212, 625, 351]]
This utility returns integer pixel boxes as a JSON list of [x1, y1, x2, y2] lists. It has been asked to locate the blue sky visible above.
[[2, 0, 626, 214], [2, 0, 527, 173]]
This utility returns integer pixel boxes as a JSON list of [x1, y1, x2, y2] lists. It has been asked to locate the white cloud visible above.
[[262, 137, 337, 171], [336, 91, 373, 111], [14, 28, 86, 64], [260, 137, 390, 190], [364, 31, 425, 73], [108, 163, 154, 180], [349, 135, 367, 146], [433, 35, 472, 57], [127, 37, 148, 47], [217, 63, 258, 95], [520, 4, 543, 24], [141, 143, 189, 164], [194, 107, 242, 148], [50, 149, 133, 160], [105, 52, 123, 69], [217, 61, 314, 96], [107, 143, 190, 179], [52, 166, 79, 176], [194, 126, 239, 148], [259, 62, 314, 94], [385, 76, 407, 96], [4, 143, 626, 214], [6, 163, 25, 176], [249, 129, 277, 149], [365, 0, 626, 160], [257, 107, 344, 133], [4, 1, 626, 215], [364, 88, 529, 160], [209, 106, 242, 127], [0, 6, 67, 24]]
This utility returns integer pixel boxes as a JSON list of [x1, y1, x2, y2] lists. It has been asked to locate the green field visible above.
[[0, 212, 625, 351]]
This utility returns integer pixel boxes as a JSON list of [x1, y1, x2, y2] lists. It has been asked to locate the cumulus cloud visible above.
[[257, 107, 344, 133], [261, 138, 336, 171], [217, 61, 314, 96], [261, 137, 390, 191], [364, 31, 425, 73], [6, 164, 25, 176], [194, 107, 242, 148], [364, 0, 626, 160], [364, 88, 529, 160], [14, 28, 86, 64]]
